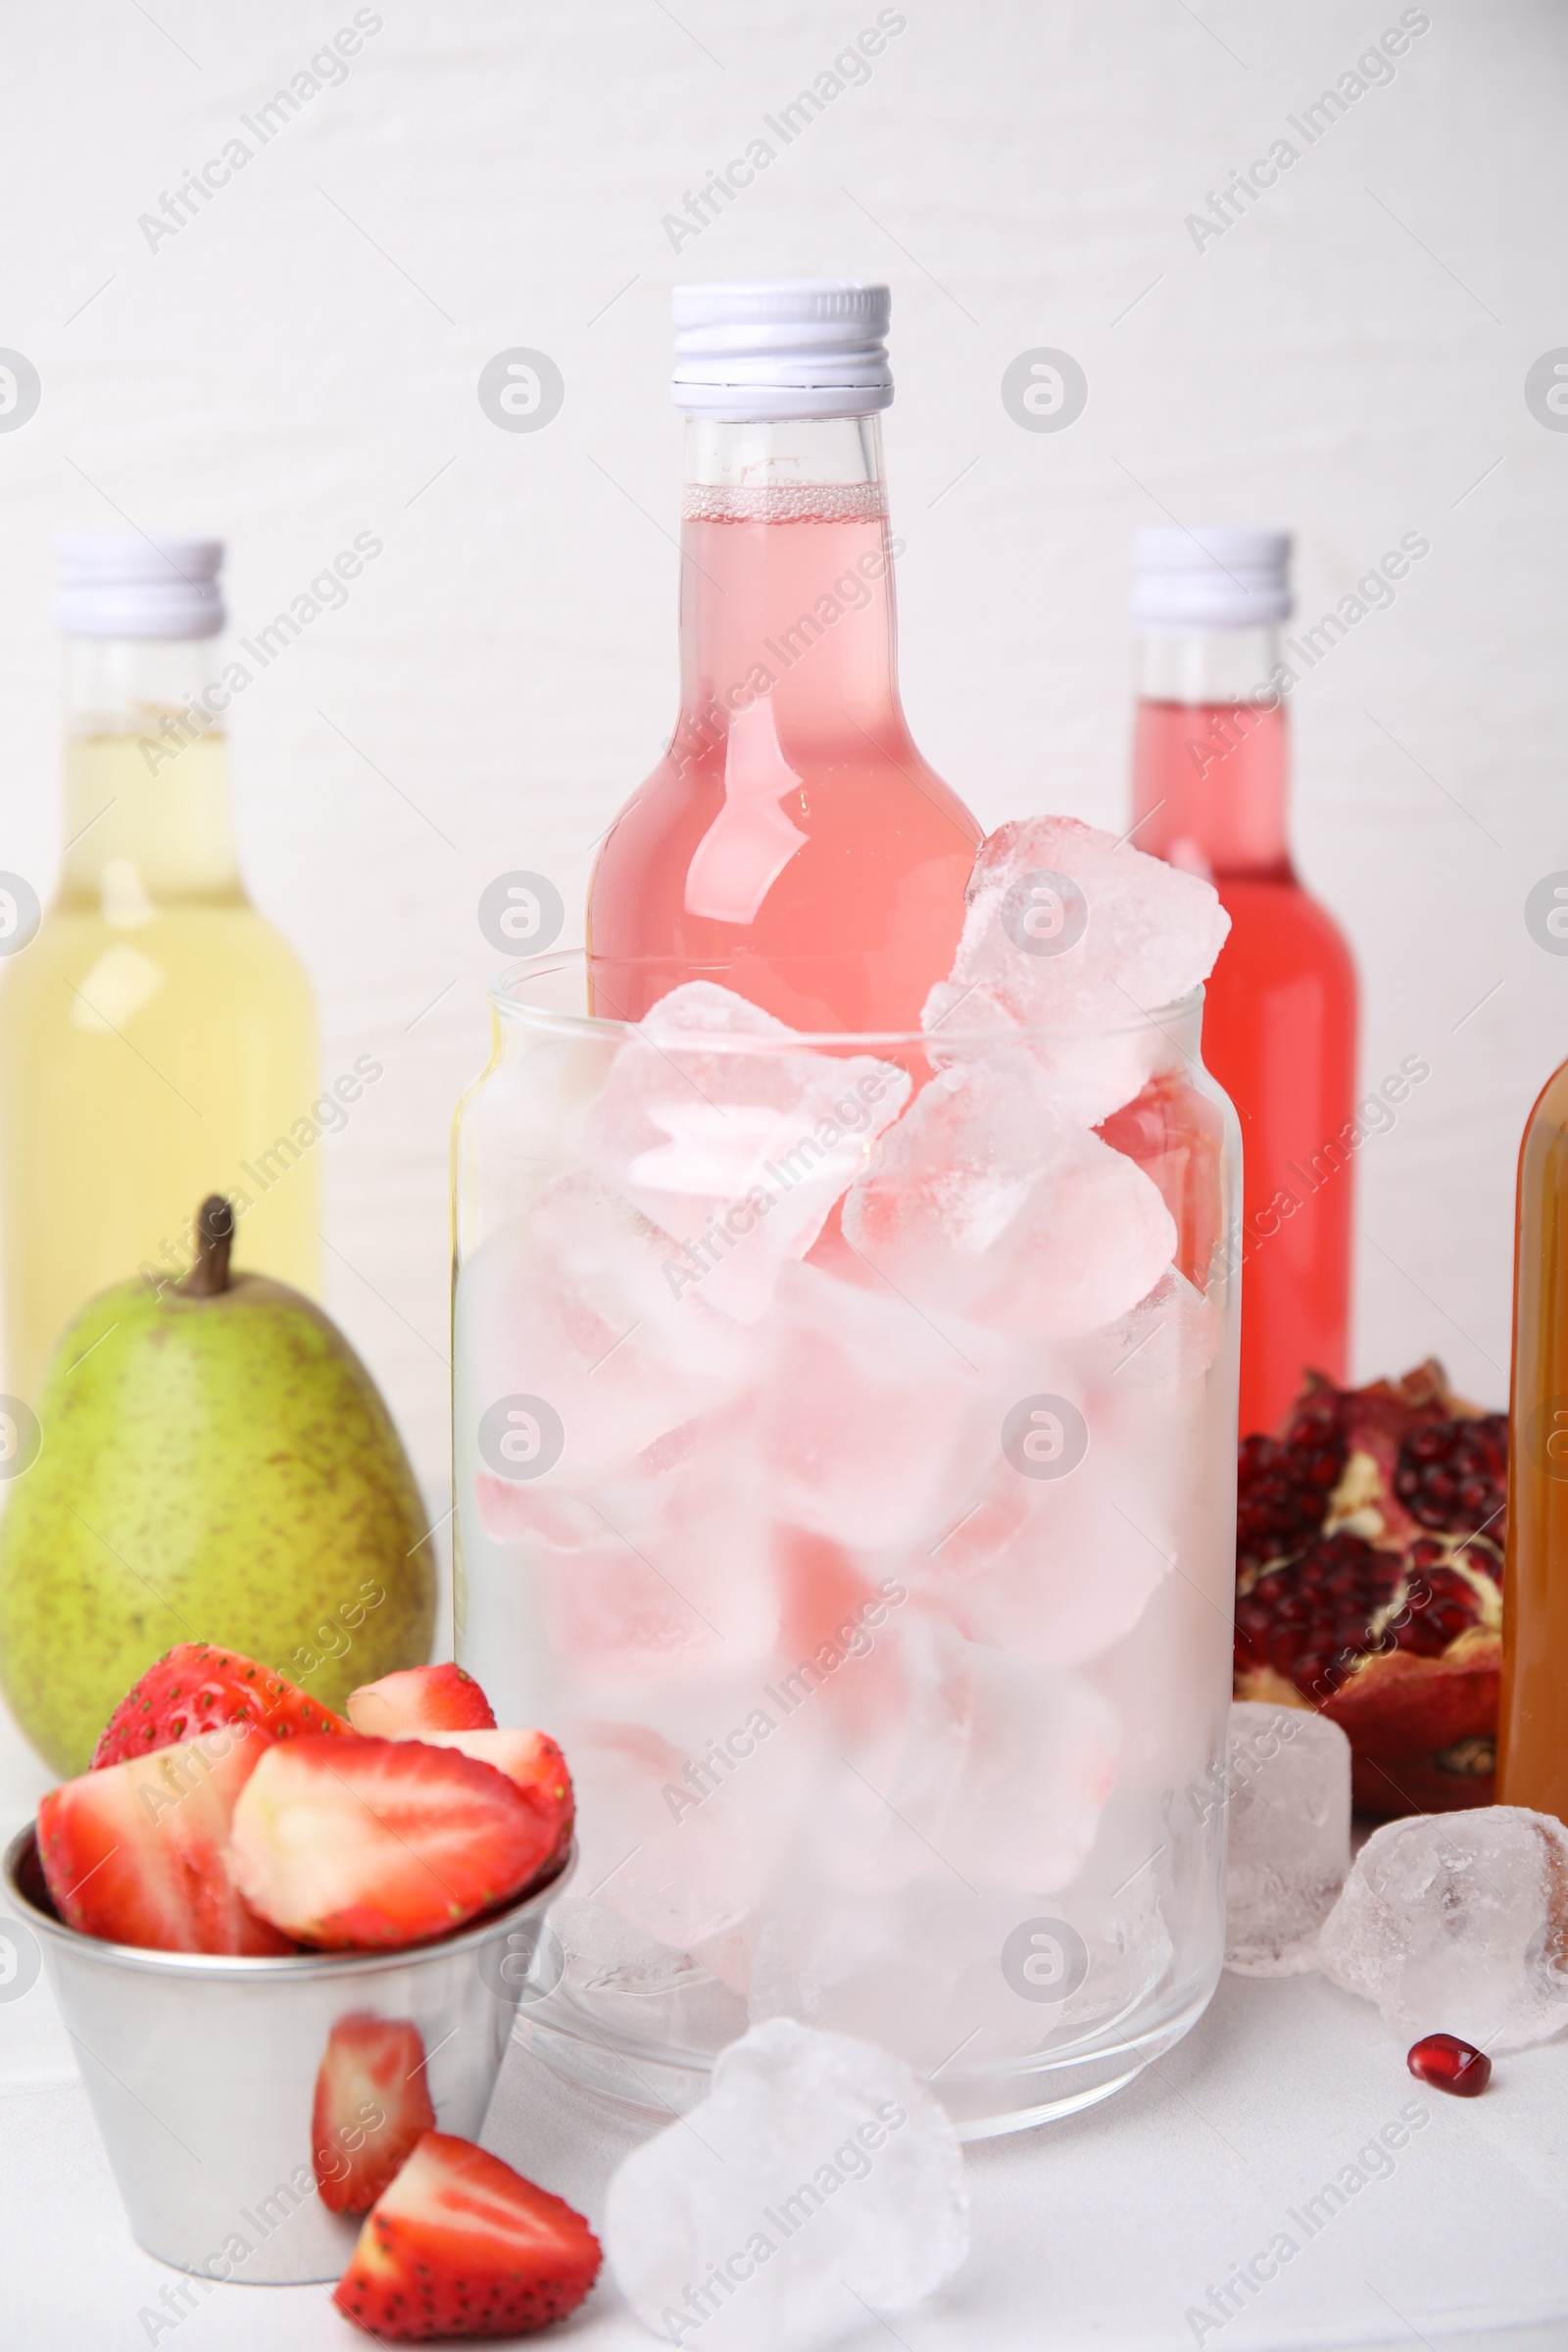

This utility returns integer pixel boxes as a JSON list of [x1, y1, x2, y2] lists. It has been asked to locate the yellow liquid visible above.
[[0, 729, 320, 1403]]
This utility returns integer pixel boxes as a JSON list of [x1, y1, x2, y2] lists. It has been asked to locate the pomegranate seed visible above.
[[1394, 1615, 1452, 1657], [1406, 2034, 1491, 2097], [1236, 1413, 1348, 1579], [1394, 1412, 1507, 1542]]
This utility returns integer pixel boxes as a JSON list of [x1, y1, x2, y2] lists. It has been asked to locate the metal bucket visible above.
[[3, 1826, 569, 2282]]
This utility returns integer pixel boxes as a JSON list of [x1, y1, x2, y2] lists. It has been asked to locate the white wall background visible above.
[[2, 0, 1565, 1520]]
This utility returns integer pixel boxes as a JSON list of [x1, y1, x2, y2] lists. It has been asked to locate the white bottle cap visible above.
[[1132, 526, 1292, 631], [56, 534, 225, 639], [671, 281, 893, 420]]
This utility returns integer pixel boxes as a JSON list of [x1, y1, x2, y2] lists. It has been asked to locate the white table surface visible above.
[[4, 1695, 1567, 2352]]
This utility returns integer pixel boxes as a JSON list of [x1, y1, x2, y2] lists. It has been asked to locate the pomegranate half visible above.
[[1234, 1360, 1504, 1817]]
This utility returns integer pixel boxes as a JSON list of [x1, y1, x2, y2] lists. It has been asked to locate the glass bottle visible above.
[[587, 280, 981, 1033], [1498, 1061, 1568, 1824], [1128, 527, 1358, 1436], [0, 536, 320, 1405]]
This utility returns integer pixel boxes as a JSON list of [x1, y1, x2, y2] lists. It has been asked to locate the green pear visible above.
[[0, 1197, 436, 1773]]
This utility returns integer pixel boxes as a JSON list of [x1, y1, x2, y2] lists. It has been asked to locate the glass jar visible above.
[[452, 953, 1241, 2136]]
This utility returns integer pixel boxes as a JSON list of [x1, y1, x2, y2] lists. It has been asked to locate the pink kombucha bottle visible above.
[[1128, 528, 1358, 1437], [587, 282, 980, 1031]]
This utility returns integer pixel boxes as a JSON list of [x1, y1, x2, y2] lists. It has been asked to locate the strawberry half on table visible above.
[[92, 1642, 348, 1768], [333, 2132, 601, 2340], [229, 1734, 566, 1949], [38, 1724, 294, 1954]]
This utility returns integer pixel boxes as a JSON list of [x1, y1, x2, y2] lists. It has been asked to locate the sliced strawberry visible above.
[[347, 1664, 497, 1739], [312, 2014, 437, 2214], [417, 1731, 574, 1867], [92, 1642, 348, 1768], [333, 2131, 601, 2340], [228, 1735, 560, 1950], [38, 1725, 293, 1955]]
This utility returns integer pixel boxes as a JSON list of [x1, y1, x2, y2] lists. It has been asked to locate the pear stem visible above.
[[179, 1196, 234, 1298]]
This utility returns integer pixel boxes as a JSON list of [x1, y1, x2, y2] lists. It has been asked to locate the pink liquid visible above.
[[1132, 697, 1358, 1436], [588, 486, 980, 1031]]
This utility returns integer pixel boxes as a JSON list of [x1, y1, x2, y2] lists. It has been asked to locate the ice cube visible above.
[[925, 816, 1230, 1123], [827, 1612, 1121, 1894], [842, 1057, 1177, 1341], [1317, 1805, 1568, 2051], [584, 980, 910, 1323], [921, 1390, 1179, 1672], [555, 1896, 708, 1998], [749, 1875, 1167, 2082], [1223, 1702, 1351, 1976], [460, 1172, 760, 1506], [747, 1887, 980, 2064], [924, 979, 1154, 1130], [756, 1261, 1000, 1552], [950, 813, 1230, 1017], [549, 1897, 750, 2050], [562, 1692, 830, 1953], [520, 1409, 780, 1683], [1086, 1264, 1221, 1391], [604, 2017, 968, 2350]]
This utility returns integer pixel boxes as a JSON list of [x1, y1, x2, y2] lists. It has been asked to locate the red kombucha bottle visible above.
[[1129, 528, 1358, 1435], [587, 282, 980, 1032]]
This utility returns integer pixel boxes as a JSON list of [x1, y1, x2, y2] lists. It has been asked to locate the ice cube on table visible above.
[[605, 2017, 968, 2351], [843, 1057, 1177, 1341], [924, 815, 1229, 1124], [1224, 1702, 1351, 1977], [1317, 1804, 1568, 2051], [584, 980, 910, 1323]]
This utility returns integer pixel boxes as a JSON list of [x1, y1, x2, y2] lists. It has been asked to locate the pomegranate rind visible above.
[[1239, 1637, 1498, 1814]]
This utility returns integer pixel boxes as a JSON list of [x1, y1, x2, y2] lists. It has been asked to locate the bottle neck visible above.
[[1130, 626, 1292, 881], [61, 637, 241, 908], [672, 414, 907, 768]]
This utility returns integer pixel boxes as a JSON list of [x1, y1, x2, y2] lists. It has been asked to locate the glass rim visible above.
[[487, 951, 1202, 1049]]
